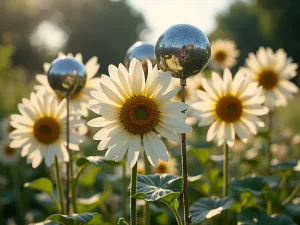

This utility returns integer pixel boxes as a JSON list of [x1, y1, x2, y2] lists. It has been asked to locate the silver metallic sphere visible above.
[[155, 24, 211, 78], [47, 57, 87, 98], [124, 42, 156, 78]]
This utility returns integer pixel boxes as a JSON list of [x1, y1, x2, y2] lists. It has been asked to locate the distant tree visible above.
[[0, 0, 147, 75], [210, 1, 268, 70], [210, 0, 300, 75]]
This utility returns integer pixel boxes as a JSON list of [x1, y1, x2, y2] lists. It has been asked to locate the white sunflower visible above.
[[0, 140, 20, 165], [154, 155, 177, 175], [9, 92, 86, 168], [1, 117, 15, 140], [244, 47, 298, 109], [170, 73, 205, 103], [87, 59, 192, 168], [210, 39, 239, 70], [35, 52, 101, 117], [191, 68, 269, 147]]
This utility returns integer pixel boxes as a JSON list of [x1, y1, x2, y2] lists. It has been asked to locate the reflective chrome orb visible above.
[[47, 57, 87, 98], [155, 24, 211, 78], [124, 42, 156, 77]]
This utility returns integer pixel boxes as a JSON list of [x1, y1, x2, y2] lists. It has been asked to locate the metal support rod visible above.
[[180, 78, 190, 225], [66, 97, 70, 215]]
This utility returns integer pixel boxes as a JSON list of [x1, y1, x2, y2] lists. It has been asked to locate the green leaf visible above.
[[133, 174, 182, 208], [77, 192, 110, 212], [76, 156, 105, 167], [272, 160, 298, 172], [24, 178, 53, 194], [79, 167, 101, 187], [117, 218, 129, 225], [190, 196, 233, 224], [284, 202, 300, 217], [46, 213, 98, 225], [192, 148, 210, 165], [238, 207, 296, 225], [230, 175, 267, 197]]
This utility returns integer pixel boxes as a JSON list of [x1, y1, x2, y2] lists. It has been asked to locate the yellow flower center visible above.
[[4, 144, 16, 156], [33, 117, 60, 144], [137, 167, 145, 175], [176, 89, 190, 101], [216, 95, 243, 122], [7, 122, 15, 134], [155, 161, 168, 174], [214, 51, 227, 63], [56, 90, 83, 101], [120, 96, 159, 135], [258, 69, 278, 90], [196, 83, 204, 91]]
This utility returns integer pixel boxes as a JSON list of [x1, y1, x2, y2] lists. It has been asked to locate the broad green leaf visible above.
[[230, 175, 267, 197], [117, 218, 128, 225], [284, 200, 300, 217], [190, 196, 233, 224], [272, 160, 298, 172], [76, 156, 105, 167], [24, 178, 53, 194], [238, 207, 296, 225], [133, 174, 182, 208], [209, 155, 224, 164], [261, 176, 281, 189], [188, 174, 204, 183], [77, 192, 110, 212], [192, 148, 210, 165], [46, 213, 98, 225], [79, 167, 101, 187]]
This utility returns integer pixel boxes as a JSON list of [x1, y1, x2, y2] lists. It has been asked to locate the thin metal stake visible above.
[[180, 77, 190, 225], [66, 97, 70, 215]]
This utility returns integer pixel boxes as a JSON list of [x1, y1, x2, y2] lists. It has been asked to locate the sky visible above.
[[127, 0, 234, 43]]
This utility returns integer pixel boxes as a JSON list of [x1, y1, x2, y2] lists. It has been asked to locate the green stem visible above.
[[122, 162, 128, 219], [266, 112, 273, 175], [143, 150, 151, 225], [172, 208, 183, 225], [55, 157, 65, 214], [282, 184, 300, 206], [10, 165, 24, 224], [267, 201, 272, 215], [49, 192, 61, 212], [130, 163, 138, 225], [70, 154, 77, 213], [223, 143, 229, 225]]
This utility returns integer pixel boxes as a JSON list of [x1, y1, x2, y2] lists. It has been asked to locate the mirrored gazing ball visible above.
[[155, 24, 211, 78], [47, 57, 87, 99], [124, 42, 156, 78]]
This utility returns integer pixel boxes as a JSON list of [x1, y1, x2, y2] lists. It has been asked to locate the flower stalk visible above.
[[223, 143, 229, 225], [130, 163, 138, 225], [55, 157, 65, 214], [143, 150, 151, 225], [265, 111, 273, 175], [10, 165, 25, 224]]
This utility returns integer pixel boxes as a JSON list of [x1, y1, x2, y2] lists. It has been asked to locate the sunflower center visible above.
[[4, 144, 16, 156], [120, 96, 159, 135], [216, 95, 243, 122], [196, 83, 204, 91], [258, 69, 278, 90], [56, 90, 82, 101], [137, 167, 145, 175], [7, 122, 15, 133], [176, 89, 190, 101], [215, 51, 227, 63], [156, 162, 168, 173], [33, 117, 60, 144]]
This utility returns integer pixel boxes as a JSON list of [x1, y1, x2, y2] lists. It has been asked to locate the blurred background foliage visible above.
[[0, 0, 300, 224]]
